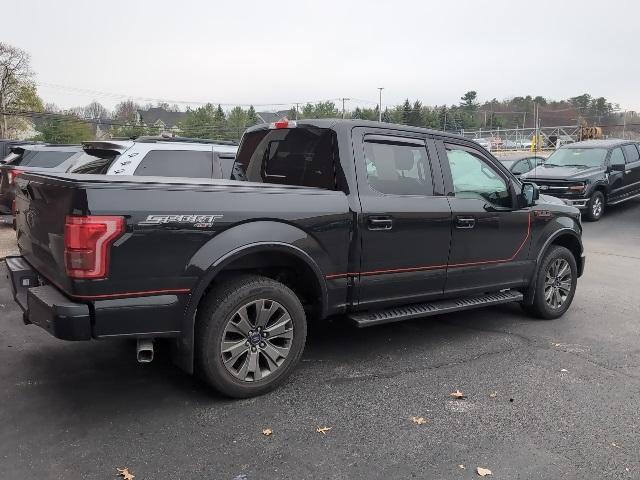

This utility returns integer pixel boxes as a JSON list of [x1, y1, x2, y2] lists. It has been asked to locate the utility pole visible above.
[[622, 111, 627, 139], [295, 103, 299, 120], [377, 87, 384, 122], [341, 98, 350, 119]]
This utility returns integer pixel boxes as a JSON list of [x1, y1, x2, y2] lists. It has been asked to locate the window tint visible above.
[[218, 155, 237, 180], [237, 128, 338, 190], [364, 140, 434, 196], [133, 150, 213, 178], [512, 158, 532, 175], [70, 152, 119, 174], [10, 150, 76, 168], [622, 144, 640, 163], [445, 145, 511, 208], [609, 148, 625, 167]]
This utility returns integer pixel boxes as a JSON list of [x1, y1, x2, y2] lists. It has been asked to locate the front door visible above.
[[353, 128, 452, 309], [436, 140, 532, 296]]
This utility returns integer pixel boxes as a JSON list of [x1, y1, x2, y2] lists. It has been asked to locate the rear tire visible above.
[[584, 191, 605, 221], [522, 246, 577, 320], [195, 274, 307, 398]]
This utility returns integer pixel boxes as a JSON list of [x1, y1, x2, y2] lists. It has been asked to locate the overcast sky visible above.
[[4, 0, 639, 111]]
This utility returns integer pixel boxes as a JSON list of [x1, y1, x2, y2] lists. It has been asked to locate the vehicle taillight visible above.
[[7, 169, 23, 184], [270, 120, 297, 129], [64, 215, 125, 279]]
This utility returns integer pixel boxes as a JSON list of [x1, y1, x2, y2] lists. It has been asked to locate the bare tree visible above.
[[0, 42, 33, 137], [114, 100, 140, 122], [83, 100, 110, 120]]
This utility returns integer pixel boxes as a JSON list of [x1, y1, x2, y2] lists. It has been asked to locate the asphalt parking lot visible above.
[[0, 201, 639, 480]]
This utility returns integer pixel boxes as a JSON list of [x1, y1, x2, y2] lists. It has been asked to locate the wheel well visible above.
[[593, 185, 607, 201], [550, 233, 582, 266], [202, 251, 324, 320]]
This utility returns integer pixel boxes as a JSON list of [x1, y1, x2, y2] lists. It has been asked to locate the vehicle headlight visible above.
[[568, 183, 586, 193]]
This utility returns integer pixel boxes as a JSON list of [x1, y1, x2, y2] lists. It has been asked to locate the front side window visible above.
[[623, 144, 640, 163], [445, 145, 511, 208], [133, 150, 213, 178], [609, 148, 625, 168], [364, 140, 433, 196]]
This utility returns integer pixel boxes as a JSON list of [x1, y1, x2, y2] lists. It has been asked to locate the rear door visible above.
[[436, 139, 532, 295], [353, 127, 452, 309], [622, 144, 640, 196]]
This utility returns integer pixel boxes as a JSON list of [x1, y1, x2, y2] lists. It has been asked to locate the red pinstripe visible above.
[[326, 213, 531, 280]]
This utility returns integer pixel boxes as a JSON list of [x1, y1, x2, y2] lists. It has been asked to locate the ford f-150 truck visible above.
[[5, 119, 585, 398]]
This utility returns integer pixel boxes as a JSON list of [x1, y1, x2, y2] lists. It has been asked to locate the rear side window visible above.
[[236, 127, 339, 190], [133, 150, 213, 178], [10, 150, 76, 168], [623, 144, 640, 163], [70, 151, 119, 174], [364, 140, 434, 196]]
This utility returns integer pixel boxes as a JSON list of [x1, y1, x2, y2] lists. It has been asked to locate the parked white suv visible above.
[[71, 136, 238, 179]]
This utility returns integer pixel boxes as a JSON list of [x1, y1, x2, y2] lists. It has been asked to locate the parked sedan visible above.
[[500, 155, 546, 177]]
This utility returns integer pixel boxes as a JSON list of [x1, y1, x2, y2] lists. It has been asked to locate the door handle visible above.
[[455, 216, 476, 229], [625, 170, 631, 174], [368, 216, 393, 231]]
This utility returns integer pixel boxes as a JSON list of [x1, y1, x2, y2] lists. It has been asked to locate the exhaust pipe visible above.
[[136, 338, 154, 363]]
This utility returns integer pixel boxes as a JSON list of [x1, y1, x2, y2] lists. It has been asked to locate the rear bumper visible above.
[[5, 256, 91, 340], [5, 256, 187, 341]]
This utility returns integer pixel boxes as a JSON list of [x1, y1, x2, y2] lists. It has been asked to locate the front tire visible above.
[[195, 274, 307, 398], [585, 191, 605, 221], [522, 246, 577, 320]]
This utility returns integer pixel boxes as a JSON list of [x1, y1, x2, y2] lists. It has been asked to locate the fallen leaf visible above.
[[316, 426, 332, 435], [476, 466, 492, 476], [411, 416, 427, 425], [551, 342, 562, 347], [459, 464, 466, 469], [611, 442, 622, 449], [117, 467, 135, 480], [262, 428, 273, 436], [450, 389, 466, 400], [489, 392, 498, 398], [560, 368, 568, 372]]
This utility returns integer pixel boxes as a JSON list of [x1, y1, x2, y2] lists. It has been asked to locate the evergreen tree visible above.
[[246, 105, 259, 127], [407, 100, 424, 127], [401, 99, 412, 125], [213, 104, 227, 140]]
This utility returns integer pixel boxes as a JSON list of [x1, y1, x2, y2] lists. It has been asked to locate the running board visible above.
[[347, 290, 523, 328]]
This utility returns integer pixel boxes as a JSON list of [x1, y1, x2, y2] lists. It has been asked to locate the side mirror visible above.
[[521, 182, 539, 207], [610, 163, 626, 172]]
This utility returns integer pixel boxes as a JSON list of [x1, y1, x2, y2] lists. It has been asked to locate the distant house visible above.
[[136, 107, 187, 135], [256, 110, 290, 124]]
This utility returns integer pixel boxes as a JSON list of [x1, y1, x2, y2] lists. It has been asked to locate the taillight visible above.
[[64, 216, 125, 279], [270, 120, 297, 129], [7, 169, 23, 184]]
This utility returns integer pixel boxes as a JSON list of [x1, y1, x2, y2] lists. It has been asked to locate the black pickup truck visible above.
[[5, 120, 585, 398], [521, 139, 640, 221]]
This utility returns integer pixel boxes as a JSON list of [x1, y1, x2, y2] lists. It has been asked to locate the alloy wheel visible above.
[[544, 258, 573, 309], [592, 196, 603, 218], [220, 299, 294, 382]]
